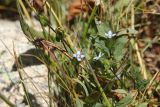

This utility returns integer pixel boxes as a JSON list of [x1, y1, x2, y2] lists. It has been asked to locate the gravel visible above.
[[0, 19, 48, 107]]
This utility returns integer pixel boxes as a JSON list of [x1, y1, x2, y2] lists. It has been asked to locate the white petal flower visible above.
[[94, 52, 104, 60], [73, 51, 85, 61], [105, 30, 116, 38]]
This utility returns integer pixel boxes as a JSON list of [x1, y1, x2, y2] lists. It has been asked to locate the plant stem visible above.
[[82, 4, 111, 106], [82, 6, 98, 38], [86, 60, 111, 107], [130, 3, 147, 79], [13, 51, 33, 107], [142, 70, 160, 100], [46, 2, 75, 51], [46, 2, 62, 27], [0, 93, 15, 107], [18, 0, 33, 26]]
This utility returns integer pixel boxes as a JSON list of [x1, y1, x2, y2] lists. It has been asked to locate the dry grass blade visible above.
[[67, 0, 104, 23], [33, 38, 73, 59], [0, 92, 15, 107]]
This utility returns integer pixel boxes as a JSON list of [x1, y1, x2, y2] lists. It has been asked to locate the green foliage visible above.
[[113, 37, 128, 61], [38, 15, 49, 26], [16, 0, 158, 107], [116, 95, 133, 107], [136, 79, 149, 91], [136, 103, 148, 107], [130, 66, 149, 91], [112, 89, 128, 94]]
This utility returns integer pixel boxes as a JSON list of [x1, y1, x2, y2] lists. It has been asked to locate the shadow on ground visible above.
[[11, 48, 44, 71]]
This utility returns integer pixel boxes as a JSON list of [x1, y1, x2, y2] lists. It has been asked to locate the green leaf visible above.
[[136, 102, 148, 107], [94, 39, 110, 56], [127, 28, 138, 34], [76, 98, 84, 107], [113, 37, 128, 61], [111, 89, 128, 94], [136, 80, 149, 91], [130, 66, 141, 80], [17, 1, 44, 41], [74, 79, 89, 96], [17, 1, 56, 41], [97, 22, 110, 37], [116, 94, 133, 107], [84, 91, 101, 104], [94, 103, 103, 107], [38, 15, 49, 26], [117, 28, 138, 36]]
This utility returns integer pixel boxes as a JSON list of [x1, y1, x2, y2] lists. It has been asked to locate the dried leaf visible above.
[[29, 0, 44, 12], [67, 0, 104, 23]]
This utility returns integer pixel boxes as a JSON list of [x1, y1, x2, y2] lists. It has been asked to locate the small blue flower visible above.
[[105, 30, 116, 38], [73, 51, 85, 61], [94, 52, 104, 60]]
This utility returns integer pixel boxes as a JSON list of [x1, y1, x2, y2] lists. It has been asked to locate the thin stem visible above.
[[130, 3, 147, 79], [0, 93, 15, 107], [48, 71, 53, 107], [46, 2, 62, 27], [82, 6, 98, 38], [48, 7, 53, 107], [142, 70, 160, 100], [18, 0, 33, 26], [86, 60, 111, 107], [13, 50, 33, 107], [46, 2, 75, 51]]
